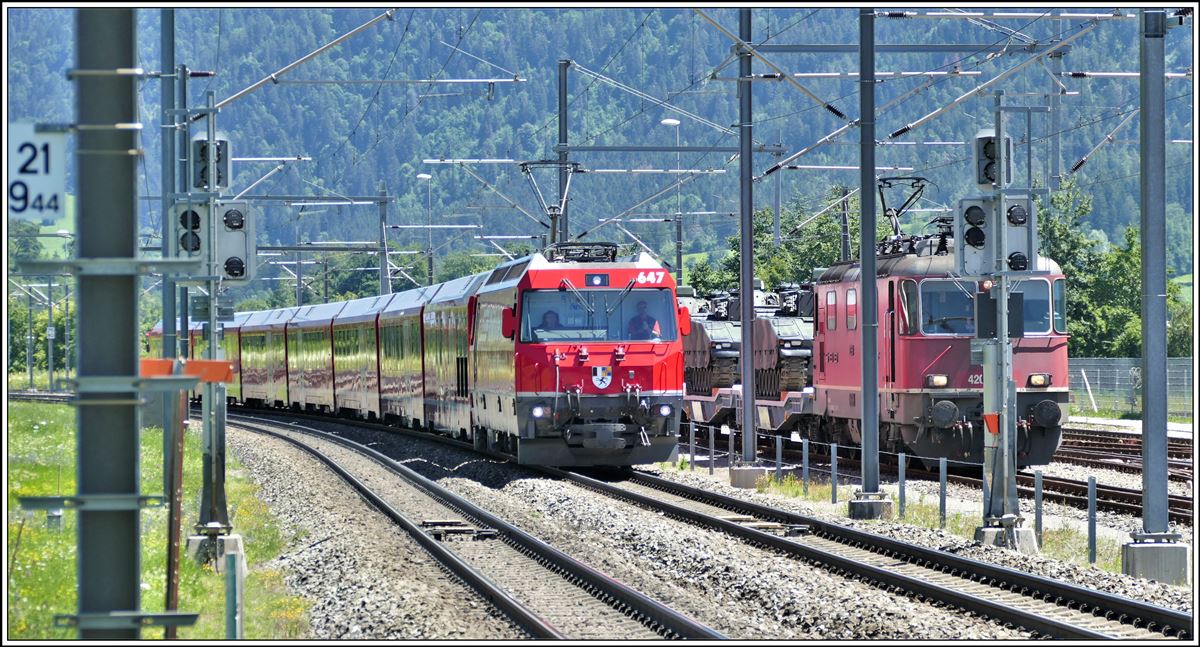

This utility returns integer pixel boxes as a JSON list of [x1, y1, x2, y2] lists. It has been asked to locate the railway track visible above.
[[1050, 447, 1193, 484], [225, 407, 1191, 640], [542, 467, 1192, 640], [226, 413, 723, 641], [700, 426, 1196, 526], [13, 392, 1193, 638], [12, 393, 1191, 524]]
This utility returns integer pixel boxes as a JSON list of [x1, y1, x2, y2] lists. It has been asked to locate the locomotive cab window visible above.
[[520, 288, 677, 343], [1012, 279, 1051, 334], [846, 288, 857, 330], [825, 291, 837, 331], [1052, 278, 1067, 334], [920, 279, 975, 335], [899, 279, 919, 334]]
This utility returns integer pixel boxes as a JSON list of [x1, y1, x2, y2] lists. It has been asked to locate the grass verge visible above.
[[748, 472, 1129, 575], [6, 401, 310, 638]]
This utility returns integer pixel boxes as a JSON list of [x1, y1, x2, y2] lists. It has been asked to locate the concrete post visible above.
[[378, 183, 391, 295], [849, 7, 891, 521], [557, 59, 570, 244], [74, 9, 141, 637], [47, 276, 54, 390], [1122, 9, 1188, 586], [160, 8, 178, 488], [737, 8, 757, 464]]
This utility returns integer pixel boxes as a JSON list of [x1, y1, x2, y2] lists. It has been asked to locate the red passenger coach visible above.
[[239, 307, 297, 408], [220, 242, 688, 467], [330, 294, 393, 420], [286, 302, 347, 413]]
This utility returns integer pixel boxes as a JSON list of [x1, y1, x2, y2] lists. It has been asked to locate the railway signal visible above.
[[214, 200, 256, 285], [1000, 195, 1037, 273], [971, 128, 1010, 191], [954, 196, 993, 277], [192, 138, 230, 190], [174, 201, 208, 257]]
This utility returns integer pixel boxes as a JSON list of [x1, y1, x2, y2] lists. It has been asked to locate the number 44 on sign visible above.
[[7, 122, 66, 220]]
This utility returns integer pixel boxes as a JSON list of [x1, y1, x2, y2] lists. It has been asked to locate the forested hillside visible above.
[[6, 8, 1194, 306]]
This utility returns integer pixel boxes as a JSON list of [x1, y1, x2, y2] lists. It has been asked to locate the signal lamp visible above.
[[1006, 203, 1028, 225], [965, 226, 987, 249], [531, 405, 547, 419], [964, 205, 987, 226], [658, 403, 673, 417], [979, 279, 994, 292], [180, 230, 201, 253], [1007, 252, 1029, 271], [224, 257, 246, 278]]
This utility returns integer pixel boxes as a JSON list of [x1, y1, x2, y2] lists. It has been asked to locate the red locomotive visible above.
[[148, 243, 690, 467], [683, 225, 1069, 468]]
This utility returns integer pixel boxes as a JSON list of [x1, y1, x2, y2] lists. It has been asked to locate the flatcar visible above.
[[153, 242, 689, 467]]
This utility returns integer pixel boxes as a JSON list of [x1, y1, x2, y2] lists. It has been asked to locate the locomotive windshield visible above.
[[520, 288, 678, 342], [920, 279, 976, 335], [1012, 279, 1051, 334], [920, 278, 1058, 336]]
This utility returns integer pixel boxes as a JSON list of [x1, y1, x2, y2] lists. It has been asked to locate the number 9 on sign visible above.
[[7, 122, 66, 221]]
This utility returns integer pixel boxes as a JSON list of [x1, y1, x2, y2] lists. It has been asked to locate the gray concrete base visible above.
[[729, 466, 770, 489], [848, 498, 894, 520], [974, 526, 1040, 554], [185, 534, 219, 562], [1122, 541, 1191, 586], [216, 534, 248, 575]]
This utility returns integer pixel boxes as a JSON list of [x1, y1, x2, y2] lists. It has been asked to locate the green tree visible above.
[[7, 219, 45, 260], [435, 250, 496, 283]]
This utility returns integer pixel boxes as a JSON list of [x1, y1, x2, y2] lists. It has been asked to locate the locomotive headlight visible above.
[[925, 374, 949, 388], [531, 405, 547, 419], [1028, 373, 1051, 387], [658, 404, 673, 417]]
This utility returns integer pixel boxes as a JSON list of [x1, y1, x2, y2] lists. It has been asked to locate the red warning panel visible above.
[[140, 358, 234, 383], [983, 412, 1000, 435]]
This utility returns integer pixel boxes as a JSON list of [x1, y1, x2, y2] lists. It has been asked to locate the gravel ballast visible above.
[[226, 426, 523, 640], [647, 465, 1194, 615], [287, 420, 1034, 639]]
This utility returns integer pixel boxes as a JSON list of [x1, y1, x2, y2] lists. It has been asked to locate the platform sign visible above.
[[47, 325, 56, 340], [7, 122, 67, 221]]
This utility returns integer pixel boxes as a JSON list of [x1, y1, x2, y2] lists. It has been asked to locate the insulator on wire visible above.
[[825, 104, 847, 120]]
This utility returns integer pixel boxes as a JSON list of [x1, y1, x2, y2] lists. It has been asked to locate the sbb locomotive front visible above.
[[148, 242, 690, 467]]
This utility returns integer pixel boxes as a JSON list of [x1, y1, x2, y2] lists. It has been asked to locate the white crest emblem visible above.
[[591, 366, 613, 389]]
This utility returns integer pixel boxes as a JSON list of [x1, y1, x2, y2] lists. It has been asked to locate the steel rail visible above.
[[230, 418, 565, 639], [536, 466, 1182, 640], [576, 468, 1192, 640], [227, 413, 725, 640]]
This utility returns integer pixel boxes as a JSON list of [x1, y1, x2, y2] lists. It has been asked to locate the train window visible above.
[[825, 291, 837, 331], [520, 288, 677, 342], [899, 280, 918, 334], [1012, 279, 1051, 334], [919, 280, 975, 335], [846, 289, 857, 330], [1052, 279, 1067, 333]]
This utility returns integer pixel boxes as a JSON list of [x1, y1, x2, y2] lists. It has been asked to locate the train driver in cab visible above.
[[538, 310, 563, 331], [627, 300, 661, 340]]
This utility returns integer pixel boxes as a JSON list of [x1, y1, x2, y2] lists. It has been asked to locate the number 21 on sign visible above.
[[7, 122, 66, 220]]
